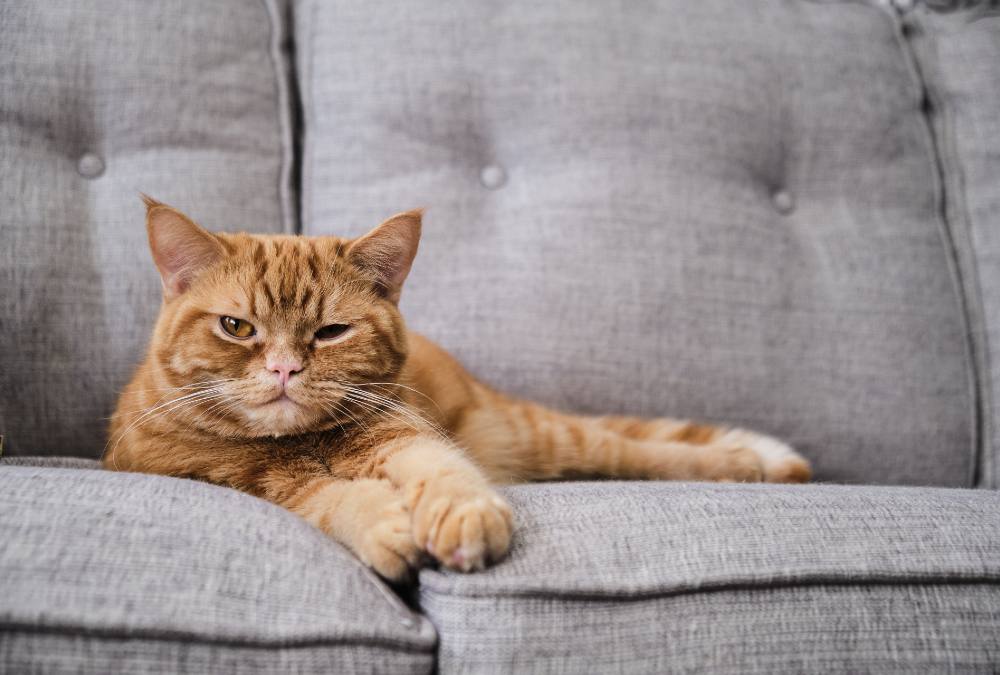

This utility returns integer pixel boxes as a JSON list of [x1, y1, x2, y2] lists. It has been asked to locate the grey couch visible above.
[[2, 0, 999, 672]]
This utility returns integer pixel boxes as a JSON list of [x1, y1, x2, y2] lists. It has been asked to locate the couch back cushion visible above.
[[911, 6, 1000, 488], [0, 0, 295, 457], [297, 0, 976, 485]]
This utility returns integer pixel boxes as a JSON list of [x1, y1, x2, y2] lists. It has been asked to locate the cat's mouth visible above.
[[241, 390, 312, 438], [260, 391, 299, 407]]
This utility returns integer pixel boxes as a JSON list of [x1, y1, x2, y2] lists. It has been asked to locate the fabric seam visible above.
[[419, 575, 1000, 602], [0, 623, 435, 653]]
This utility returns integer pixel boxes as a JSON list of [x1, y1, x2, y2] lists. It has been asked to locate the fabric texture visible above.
[[908, 6, 1000, 488], [420, 481, 1000, 673], [423, 582, 999, 675], [0, 456, 102, 470], [0, 465, 436, 674], [297, 0, 975, 486], [0, 0, 297, 459]]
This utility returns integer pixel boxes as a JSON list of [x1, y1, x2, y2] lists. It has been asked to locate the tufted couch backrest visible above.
[[297, 0, 1000, 487], [0, 0, 295, 458], [2, 0, 999, 488]]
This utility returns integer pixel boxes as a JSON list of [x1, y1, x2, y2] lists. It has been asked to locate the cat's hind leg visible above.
[[434, 364, 811, 483], [596, 415, 812, 483], [453, 398, 801, 484]]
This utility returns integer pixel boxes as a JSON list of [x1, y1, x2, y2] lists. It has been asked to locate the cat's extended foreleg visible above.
[[374, 433, 513, 572], [112, 436, 427, 582], [279, 476, 421, 582]]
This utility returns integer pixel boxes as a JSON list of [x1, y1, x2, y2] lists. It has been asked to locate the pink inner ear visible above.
[[348, 210, 422, 297], [147, 205, 224, 297], [364, 237, 414, 289], [159, 236, 222, 293]]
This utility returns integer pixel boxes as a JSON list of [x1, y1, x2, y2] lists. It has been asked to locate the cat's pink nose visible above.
[[266, 357, 302, 387]]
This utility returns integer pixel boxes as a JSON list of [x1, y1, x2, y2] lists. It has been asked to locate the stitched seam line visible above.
[[0, 623, 436, 653], [419, 575, 1000, 602]]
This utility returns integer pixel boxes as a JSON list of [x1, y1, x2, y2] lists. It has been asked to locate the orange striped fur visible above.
[[105, 198, 810, 581]]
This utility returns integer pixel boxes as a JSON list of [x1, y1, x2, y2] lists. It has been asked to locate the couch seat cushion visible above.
[[0, 462, 436, 674], [419, 481, 1000, 673]]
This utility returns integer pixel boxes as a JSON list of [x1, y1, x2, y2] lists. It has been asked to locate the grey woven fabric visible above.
[[423, 482, 1000, 597], [0, 0, 296, 459], [0, 456, 101, 470], [0, 465, 436, 674], [420, 481, 1000, 673], [909, 7, 1000, 489], [1, 632, 430, 675], [297, 0, 974, 486], [423, 582, 999, 674]]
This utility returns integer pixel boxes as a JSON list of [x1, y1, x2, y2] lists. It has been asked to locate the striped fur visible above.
[[106, 199, 810, 581]]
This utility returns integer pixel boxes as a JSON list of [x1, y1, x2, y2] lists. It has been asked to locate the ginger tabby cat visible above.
[[106, 197, 811, 581]]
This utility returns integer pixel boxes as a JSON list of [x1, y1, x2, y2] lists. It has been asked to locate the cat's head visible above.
[[140, 196, 421, 438]]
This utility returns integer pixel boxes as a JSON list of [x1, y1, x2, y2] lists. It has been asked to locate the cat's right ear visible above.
[[142, 194, 226, 299]]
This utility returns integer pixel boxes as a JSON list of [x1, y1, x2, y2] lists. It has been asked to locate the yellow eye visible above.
[[220, 316, 255, 339]]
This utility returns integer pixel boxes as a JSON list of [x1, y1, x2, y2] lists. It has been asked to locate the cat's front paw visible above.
[[717, 429, 812, 483], [407, 480, 513, 572], [356, 497, 422, 583]]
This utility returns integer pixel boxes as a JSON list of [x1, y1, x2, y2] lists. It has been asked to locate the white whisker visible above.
[[319, 399, 372, 441], [108, 379, 238, 418], [341, 386, 439, 428], [350, 381, 444, 415], [340, 387, 449, 441], [105, 388, 225, 470], [342, 395, 421, 433]]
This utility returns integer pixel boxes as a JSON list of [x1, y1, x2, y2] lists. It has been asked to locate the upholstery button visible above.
[[77, 152, 105, 179], [772, 189, 795, 215], [479, 164, 507, 190]]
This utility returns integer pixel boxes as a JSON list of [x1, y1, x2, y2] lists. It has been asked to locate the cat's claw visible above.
[[409, 482, 513, 573], [449, 546, 486, 572], [357, 498, 422, 583]]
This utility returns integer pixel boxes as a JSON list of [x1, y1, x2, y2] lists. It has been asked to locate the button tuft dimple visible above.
[[772, 189, 795, 215], [77, 152, 105, 179], [479, 164, 507, 190]]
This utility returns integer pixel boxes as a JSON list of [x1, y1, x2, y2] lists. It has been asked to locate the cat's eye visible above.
[[220, 316, 255, 339], [315, 324, 351, 341]]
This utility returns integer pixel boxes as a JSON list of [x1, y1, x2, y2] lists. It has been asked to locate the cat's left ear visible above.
[[346, 210, 423, 304]]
